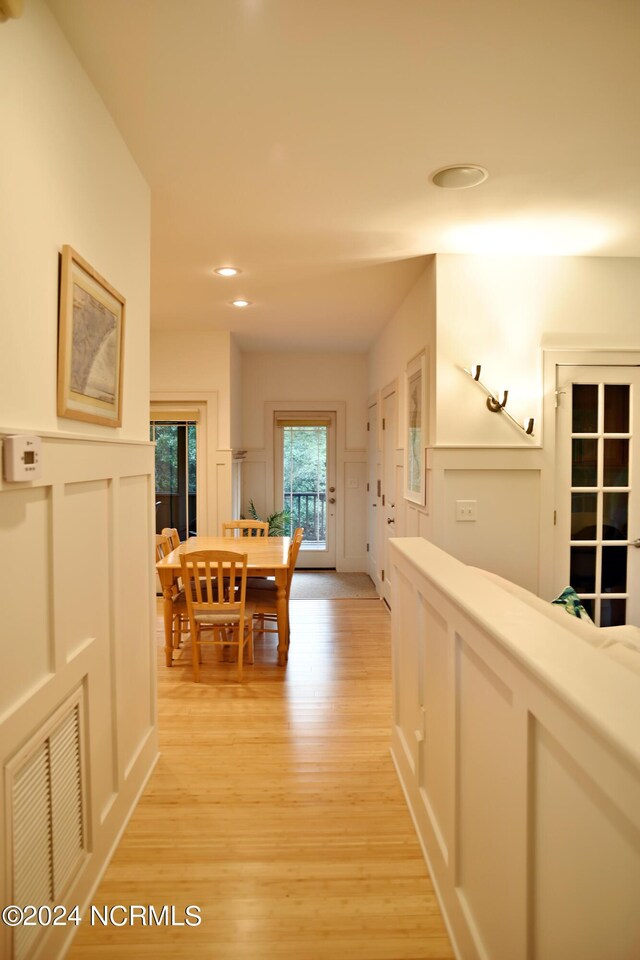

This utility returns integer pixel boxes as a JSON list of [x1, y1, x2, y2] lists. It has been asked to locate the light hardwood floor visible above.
[[67, 599, 454, 959]]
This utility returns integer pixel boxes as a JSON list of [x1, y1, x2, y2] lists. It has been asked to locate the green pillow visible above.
[[551, 586, 594, 623]]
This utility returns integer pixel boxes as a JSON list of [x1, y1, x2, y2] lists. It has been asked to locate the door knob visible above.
[[329, 497, 336, 504], [329, 486, 335, 492], [633, 538, 640, 548]]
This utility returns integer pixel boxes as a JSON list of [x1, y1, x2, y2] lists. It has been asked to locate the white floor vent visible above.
[[6, 689, 87, 960]]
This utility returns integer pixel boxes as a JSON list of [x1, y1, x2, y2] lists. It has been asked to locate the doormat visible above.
[[290, 572, 379, 600]]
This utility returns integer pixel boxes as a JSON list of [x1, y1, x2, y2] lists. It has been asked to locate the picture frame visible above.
[[404, 350, 426, 505], [57, 245, 125, 427]]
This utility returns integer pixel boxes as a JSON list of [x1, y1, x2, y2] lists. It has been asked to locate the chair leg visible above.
[[236, 624, 243, 680], [192, 626, 200, 682], [246, 621, 254, 665]]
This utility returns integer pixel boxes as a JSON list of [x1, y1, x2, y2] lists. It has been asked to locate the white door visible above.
[[275, 413, 336, 568], [381, 389, 397, 606], [367, 400, 379, 584], [556, 366, 640, 626]]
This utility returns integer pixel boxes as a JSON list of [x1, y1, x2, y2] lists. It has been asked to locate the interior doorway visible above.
[[555, 365, 640, 626], [150, 404, 205, 539], [275, 412, 336, 568]]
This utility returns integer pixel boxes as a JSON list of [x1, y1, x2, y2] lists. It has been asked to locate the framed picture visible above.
[[57, 245, 125, 427], [404, 351, 426, 504]]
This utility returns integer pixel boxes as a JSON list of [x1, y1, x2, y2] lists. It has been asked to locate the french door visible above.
[[275, 413, 336, 568], [556, 366, 640, 626]]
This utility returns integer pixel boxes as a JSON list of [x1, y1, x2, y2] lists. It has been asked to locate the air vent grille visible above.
[[7, 693, 86, 960]]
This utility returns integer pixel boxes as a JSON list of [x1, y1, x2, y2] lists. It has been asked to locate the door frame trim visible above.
[[257, 399, 367, 572]]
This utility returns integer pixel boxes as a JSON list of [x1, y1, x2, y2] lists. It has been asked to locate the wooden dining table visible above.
[[155, 535, 291, 668]]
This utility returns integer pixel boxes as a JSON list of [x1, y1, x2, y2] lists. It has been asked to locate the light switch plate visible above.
[[455, 499, 477, 521]]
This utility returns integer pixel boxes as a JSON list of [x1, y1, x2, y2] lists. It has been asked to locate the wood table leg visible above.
[[275, 570, 289, 665], [159, 571, 175, 667]]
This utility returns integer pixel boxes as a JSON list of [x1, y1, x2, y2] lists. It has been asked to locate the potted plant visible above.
[[243, 499, 291, 537]]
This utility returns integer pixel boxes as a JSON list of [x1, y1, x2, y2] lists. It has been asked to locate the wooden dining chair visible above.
[[155, 534, 171, 562], [179, 550, 254, 681], [161, 527, 181, 550], [222, 520, 269, 538], [246, 527, 304, 643], [155, 534, 190, 652]]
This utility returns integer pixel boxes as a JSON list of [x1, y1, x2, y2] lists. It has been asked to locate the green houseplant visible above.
[[244, 499, 291, 537]]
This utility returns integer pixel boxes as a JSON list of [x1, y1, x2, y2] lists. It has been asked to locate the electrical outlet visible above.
[[455, 500, 477, 522]]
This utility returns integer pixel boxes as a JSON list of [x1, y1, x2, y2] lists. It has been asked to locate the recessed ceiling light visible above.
[[430, 164, 488, 189], [214, 266, 241, 277], [231, 299, 251, 308]]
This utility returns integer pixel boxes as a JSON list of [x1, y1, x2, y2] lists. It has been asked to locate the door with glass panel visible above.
[[556, 367, 640, 626], [275, 413, 336, 568]]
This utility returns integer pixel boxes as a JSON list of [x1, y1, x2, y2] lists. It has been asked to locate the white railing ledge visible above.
[[390, 537, 640, 769]]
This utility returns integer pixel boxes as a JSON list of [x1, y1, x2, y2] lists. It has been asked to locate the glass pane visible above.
[[601, 547, 627, 593], [570, 546, 596, 593], [600, 599, 626, 627], [580, 597, 595, 620], [603, 492, 628, 540], [283, 426, 327, 544], [603, 439, 629, 486], [604, 384, 629, 433], [571, 493, 597, 540], [572, 384, 598, 433], [571, 439, 598, 487]]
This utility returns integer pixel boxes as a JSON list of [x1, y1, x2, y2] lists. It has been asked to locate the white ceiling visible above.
[[47, 0, 640, 351]]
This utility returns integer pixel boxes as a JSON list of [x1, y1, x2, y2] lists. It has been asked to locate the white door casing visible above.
[[275, 412, 337, 568], [367, 400, 379, 585], [381, 389, 397, 606]]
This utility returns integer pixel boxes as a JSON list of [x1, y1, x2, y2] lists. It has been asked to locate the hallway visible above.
[[67, 599, 453, 959]]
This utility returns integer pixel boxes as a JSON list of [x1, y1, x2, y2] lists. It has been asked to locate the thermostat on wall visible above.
[[3, 435, 43, 482]]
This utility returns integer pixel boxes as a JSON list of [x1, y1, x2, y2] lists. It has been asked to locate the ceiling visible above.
[[46, 0, 640, 351]]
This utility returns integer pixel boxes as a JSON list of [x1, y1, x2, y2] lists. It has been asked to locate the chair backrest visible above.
[[286, 527, 304, 592], [180, 550, 248, 620], [161, 527, 181, 550], [155, 534, 171, 563], [222, 520, 269, 538]]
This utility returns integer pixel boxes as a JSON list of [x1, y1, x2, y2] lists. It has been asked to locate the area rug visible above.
[[290, 571, 379, 600]]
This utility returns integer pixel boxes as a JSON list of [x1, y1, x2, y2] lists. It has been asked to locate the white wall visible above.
[[0, 7, 150, 441], [435, 254, 640, 447], [241, 351, 369, 571], [150, 330, 234, 533], [368, 253, 640, 597], [150, 330, 232, 447], [0, 6, 154, 959]]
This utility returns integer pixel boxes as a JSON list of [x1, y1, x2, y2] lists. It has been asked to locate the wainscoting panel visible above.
[[0, 431, 157, 960], [420, 598, 453, 864], [116, 475, 154, 780], [57, 480, 110, 663], [0, 486, 52, 718], [390, 537, 640, 960], [456, 637, 519, 960], [531, 721, 640, 960]]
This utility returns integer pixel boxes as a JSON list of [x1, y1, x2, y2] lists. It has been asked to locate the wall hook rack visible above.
[[465, 364, 535, 436]]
